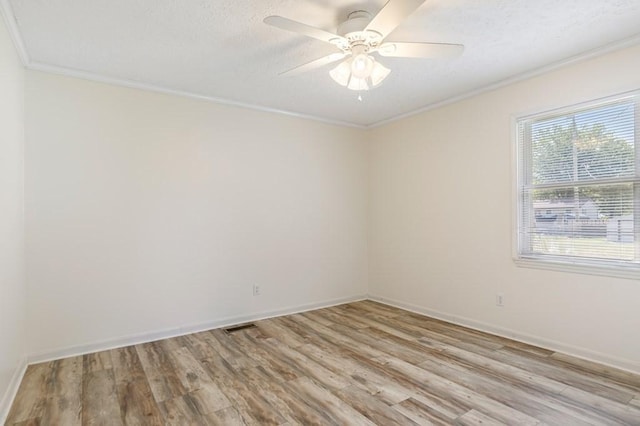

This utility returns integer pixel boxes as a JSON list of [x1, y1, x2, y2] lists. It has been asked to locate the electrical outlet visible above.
[[253, 284, 261, 296], [496, 293, 504, 307]]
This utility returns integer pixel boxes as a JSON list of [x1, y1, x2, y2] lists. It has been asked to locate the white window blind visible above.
[[516, 92, 640, 271]]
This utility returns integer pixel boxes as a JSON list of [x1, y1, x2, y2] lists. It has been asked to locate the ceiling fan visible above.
[[264, 0, 464, 91]]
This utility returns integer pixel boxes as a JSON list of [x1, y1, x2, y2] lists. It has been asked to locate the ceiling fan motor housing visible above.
[[335, 11, 382, 52]]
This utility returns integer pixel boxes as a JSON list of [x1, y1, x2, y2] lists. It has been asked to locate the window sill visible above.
[[514, 256, 640, 280]]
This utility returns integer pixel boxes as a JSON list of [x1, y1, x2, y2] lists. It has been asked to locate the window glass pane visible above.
[[531, 102, 635, 185], [529, 233, 634, 261], [523, 184, 635, 261]]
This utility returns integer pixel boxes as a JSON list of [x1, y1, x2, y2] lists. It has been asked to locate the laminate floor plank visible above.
[[227, 332, 304, 383], [299, 344, 410, 405], [549, 352, 640, 389], [328, 309, 421, 342], [11, 420, 41, 426], [239, 365, 330, 425], [370, 314, 456, 342], [297, 342, 412, 406], [329, 323, 433, 365], [81, 368, 123, 426], [187, 381, 232, 415], [199, 353, 287, 425], [175, 332, 221, 361], [392, 397, 458, 426], [397, 314, 506, 352], [390, 315, 503, 357], [298, 309, 335, 327], [204, 406, 246, 425], [257, 319, 309, 348], [109, 346, 165, 425], [377, 356, 542, 425], [134, 341, 187, 403], [205, 329, 259, 370], [5, 362, 53, 423], [316, 306, 371, 329], [438, 344, 568, 394], [110, 346, 147, 384], [417, 355, 609, 426], [259, 337, 352, 390], [83, 351, 112, 374], [557, 385, 640, 424], [347, 300, 405, 318], [114, 377, 164, 426], [502, 347, 637, 400], [311, 342, 474, 419], [39, 356, 83, 426], [7, 301, 640, 426], [165, 346, 217, 393], [455, 409, 507, 426], [291, 314, 390, 361], [334, 385, 420, 425], [271, 316, 319, 341], [409, 392, 471, 423], [489, 346, 637, 404], [287, 376, 376, 426], [158, 394, 209, 426], [402, 314, 551, 359], [367, 326, 448, 361]]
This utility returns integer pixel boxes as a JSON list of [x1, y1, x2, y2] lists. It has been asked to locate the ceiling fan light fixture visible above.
[[329, 59, 352, 86], [351, 53, 374, 78], [347, 76, 369, 91], [369, 60, 391, 87], [330, 54, 390, 91]]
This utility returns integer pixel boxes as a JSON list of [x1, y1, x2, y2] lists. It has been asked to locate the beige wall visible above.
[[25, 71, 369, 357], [0, 13, 26, 418], [369, 44, 640, 373]]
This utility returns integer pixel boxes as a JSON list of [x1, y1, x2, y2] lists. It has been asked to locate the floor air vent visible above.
[[223, 323, 257, 334]]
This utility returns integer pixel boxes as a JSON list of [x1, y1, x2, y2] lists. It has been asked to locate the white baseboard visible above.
[[28, 294, 367, 364], [0, 357, 28, 424], [369, 294, 640, 375]]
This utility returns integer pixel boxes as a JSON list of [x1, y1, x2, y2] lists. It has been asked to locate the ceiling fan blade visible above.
[[365, 0, 427, 40], [280, 52, 347, 76], [264, 16, 345, 45], [377, 42, 464, 58]]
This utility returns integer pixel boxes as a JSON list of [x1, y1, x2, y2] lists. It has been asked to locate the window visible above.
[[516, 92, 640, 276]]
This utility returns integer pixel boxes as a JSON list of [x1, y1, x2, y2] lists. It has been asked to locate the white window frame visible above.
[[513, 91, 640, 279]]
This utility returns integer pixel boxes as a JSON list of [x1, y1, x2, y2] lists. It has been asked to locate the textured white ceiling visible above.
[[5, 0, 640, 126]]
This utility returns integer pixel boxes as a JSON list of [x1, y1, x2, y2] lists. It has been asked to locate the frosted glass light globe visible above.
[[351, 54, 373, 79]]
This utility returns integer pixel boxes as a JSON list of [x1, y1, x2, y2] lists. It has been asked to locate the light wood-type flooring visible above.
[[6, 301, 640, 425]]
